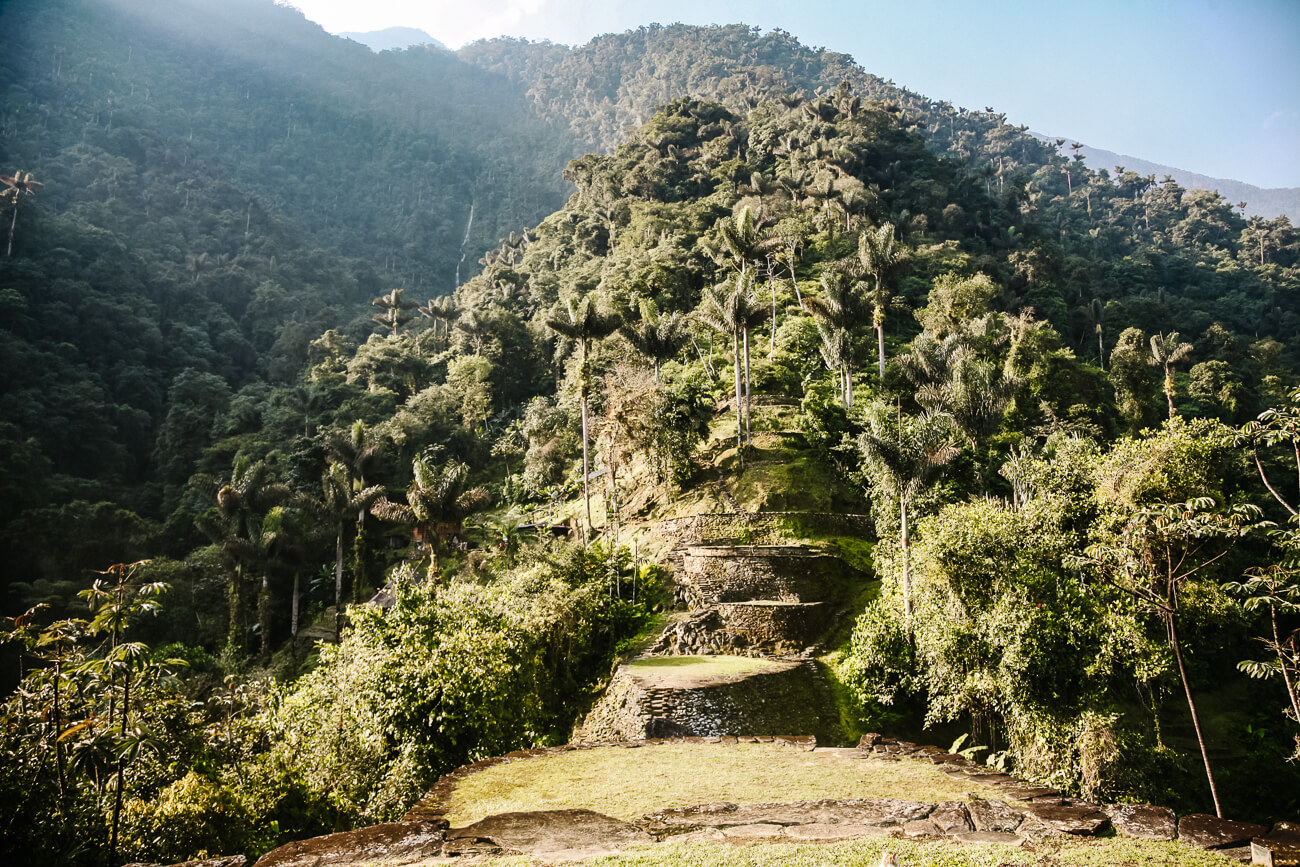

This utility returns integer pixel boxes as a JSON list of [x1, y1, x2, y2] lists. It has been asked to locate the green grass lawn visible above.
[[626, 655, 779, 678], [444, 742, 1008, 827]]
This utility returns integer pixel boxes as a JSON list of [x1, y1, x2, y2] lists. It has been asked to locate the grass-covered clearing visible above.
[[626, 655, 779, 679], [444, 742, 1006, 826]]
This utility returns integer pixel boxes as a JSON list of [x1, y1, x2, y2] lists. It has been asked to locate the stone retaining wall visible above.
[[679, 545, 846, 604], [577, 660, 845, 745]]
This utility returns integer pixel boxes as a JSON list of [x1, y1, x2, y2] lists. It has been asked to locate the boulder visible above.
[[1177, 813, 1268, 850], [448, 809, 653, 860], [1105, 802, 1177, 841], [253, 820, 447, 867], [122, 859, 247, 867]]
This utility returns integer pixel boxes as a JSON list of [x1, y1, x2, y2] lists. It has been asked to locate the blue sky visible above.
[[282, 0, 1300, 189]]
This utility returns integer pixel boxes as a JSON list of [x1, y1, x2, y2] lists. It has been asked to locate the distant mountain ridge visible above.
[[340, 26, 446, 52], [1032, 134, 1297, 221]]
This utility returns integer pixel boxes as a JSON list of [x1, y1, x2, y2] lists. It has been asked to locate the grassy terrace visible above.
[[441, 742, 1240, 866], [444, 742, 1008, 826]]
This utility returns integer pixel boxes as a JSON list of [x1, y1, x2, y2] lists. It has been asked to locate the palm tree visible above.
[[717, 206, 783, 355], [857, 222, 910, 377], [545, 296, 622, 535], [195, 456, 293, 655], [0, 170, 41, 257], [372, 455, 491, 574], [371, 288, 417, 335], [858, 403, 960, 626], [698, 270, 763, 453], [1149, 331, 1193, 419], [307, 462, 384, 638], [620, 299, 688, 382], [802, 270, 871, 408], [322, 421, 388, 599], [418, 295, 459, 342]]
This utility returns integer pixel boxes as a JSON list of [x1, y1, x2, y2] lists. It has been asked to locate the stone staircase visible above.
[[577, 512, 868, 745]]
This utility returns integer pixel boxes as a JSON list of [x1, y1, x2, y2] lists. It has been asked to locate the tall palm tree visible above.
[[858, 403, 960, 627], [802, 270, 871, 408], [195, 456, 292, 655], [372, 288, 417, 335], [307, 462, 384, 638], [718, 206, 784, 355], [418, 294, 459, 343], [322, 421, 388, 598], [857, 222, 910, 378], [699, 270, 763, 453], [0, 170, 41, 257], [620, 299, 688, 382], [545, 296, 622, 535], [1149, 331, 1193, 419]]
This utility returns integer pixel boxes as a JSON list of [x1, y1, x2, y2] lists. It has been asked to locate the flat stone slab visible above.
[[720, 823, 786, 842], [255, 821, 447, 867], [902, 819, 942, 837], [450, 809, 653, 859], [1106, 803, 1177, 840], [1001, 785, 1063, 801], [641, 798, 934, 833], [1021, 802, 1110, 836], [782, 823, 895, 842], [967, 798, 1027, 833], [1177, 813, 1268, 850], [951, 830, 1026, 846]]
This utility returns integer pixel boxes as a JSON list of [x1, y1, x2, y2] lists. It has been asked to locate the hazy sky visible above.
[[281, 0, 1300, 189]]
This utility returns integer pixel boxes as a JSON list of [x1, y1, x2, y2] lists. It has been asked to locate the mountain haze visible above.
[[340, 26, 447, 52]]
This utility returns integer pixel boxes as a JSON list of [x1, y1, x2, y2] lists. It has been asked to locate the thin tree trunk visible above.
[[877, 323, 886, 379], [1272, 604, 1300, 728], [743, 328, 752, 445], [109, 667, 131, 864], [6, 204, 16, 257], [1168, 611, 1222, 817], [1097, 330, 1105, 371], [291, 573, 300, 647], [334, 528, 344, 639], [732, 332, 743, 456], [53, 659, 66, 813], [770, 278, 777, 358], [581, 393, 592, 534], [901, 498, 913, 627], [259, 573, 271, 665]]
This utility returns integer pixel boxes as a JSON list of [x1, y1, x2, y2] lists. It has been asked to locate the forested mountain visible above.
[[1041, 137, 1300, 222], [2, 1, 1299, 864]]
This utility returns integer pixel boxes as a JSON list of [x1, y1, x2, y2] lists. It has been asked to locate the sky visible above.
[[280, 0, 1300, 189]]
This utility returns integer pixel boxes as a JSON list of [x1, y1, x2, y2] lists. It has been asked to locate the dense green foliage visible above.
[[1, 0, 1299, 862]]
